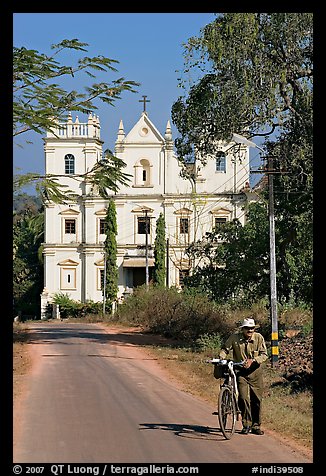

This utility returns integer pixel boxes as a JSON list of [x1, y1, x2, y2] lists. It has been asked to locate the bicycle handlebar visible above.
[[206, 358, 245, 366]]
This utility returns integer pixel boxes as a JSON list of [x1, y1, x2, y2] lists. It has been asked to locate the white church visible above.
[[40, 101, 254, 317]]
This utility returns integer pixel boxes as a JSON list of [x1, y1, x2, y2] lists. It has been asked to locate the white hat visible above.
[[239, 318, 258, 328]]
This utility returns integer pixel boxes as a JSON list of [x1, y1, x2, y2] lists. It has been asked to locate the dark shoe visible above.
[[251, 428, 264, 435], [240, 427, 251, 434], [212, 411, 218, 415]]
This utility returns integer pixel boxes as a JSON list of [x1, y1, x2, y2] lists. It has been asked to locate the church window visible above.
[[65, 154, 75, 174], [216, 152, 226, 172], [215, 217, 227, 227], [137, 216, 150, 235], [99, 218, 106, 235], [140, 159, 150, 185], [180, 218, 189, 234], [65, 219, 76, 234], [100, 269, 105, 290], [60, 267, 76, 290], [134, 158, 152, 187]]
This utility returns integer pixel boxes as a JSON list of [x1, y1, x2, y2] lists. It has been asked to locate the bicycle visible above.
[[206, 358, 245, 440]]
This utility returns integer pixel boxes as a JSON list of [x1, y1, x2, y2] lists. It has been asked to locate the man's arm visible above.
[[254, 334, 268, 365], [219, 334, 235, 360]]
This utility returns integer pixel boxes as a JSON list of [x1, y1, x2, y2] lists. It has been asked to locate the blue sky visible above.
[[13, 12, 262, 186]]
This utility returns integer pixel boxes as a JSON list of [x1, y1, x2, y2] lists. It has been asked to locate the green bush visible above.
[[195, 333, 222, 353], [115, 287, 237, 344], [52, 293, 104, 319]]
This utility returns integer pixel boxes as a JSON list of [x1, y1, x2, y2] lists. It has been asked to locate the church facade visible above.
[[40, 107, 253, 316]]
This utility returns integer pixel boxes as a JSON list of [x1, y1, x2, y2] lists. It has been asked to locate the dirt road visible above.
[[13, 322, 312, 464]]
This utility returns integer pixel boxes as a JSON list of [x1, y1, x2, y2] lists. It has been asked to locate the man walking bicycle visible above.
[[219, 318, 268, 435]]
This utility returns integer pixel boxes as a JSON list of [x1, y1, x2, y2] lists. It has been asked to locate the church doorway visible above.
[[124, 266, 154, 288], [133, 268, 146, 287]]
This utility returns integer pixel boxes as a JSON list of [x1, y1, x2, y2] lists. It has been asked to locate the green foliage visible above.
[[171, 13, 313, 308], [113, 287, 311, 350], [114, 287, 238, 343], [264, 95, 313, 304], [13, 198, 44, 317], [52, 292, 80, 318], [89, 150, 132, 197], [153, 213, 166, 287], [13, 39, 139, 137], [104, 199, 118, 304], [173, 13, 313, 163], [185, 203, 270, 304], [195, 333, 222, 352], [52, 292, 103, 318], [13, 39, 138, 203]]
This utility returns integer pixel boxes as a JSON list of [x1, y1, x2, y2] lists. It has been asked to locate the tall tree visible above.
[[153, 213, 166, 287], [172, 13, 313, 164], [172, 13, 313, 306], [13, 39, 138, 202], [103, 199, 118, 307]]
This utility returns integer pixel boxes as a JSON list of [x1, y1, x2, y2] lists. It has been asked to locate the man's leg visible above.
[[248, 371, 264, 435], [238, 375, 252, 431]]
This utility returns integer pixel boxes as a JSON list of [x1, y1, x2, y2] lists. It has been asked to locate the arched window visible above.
[[65, 154, 75, 174], [216, 151, 226, 172], [134, 158, 152, 187], [140, 159, 150, 186]]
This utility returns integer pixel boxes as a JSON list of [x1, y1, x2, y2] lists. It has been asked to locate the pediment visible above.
[[210, 207, 232, 215], [174, 207, 193, 215], [94, 259, 104, 266], [124, 113, 164, 144], [131, 206, 154, 213], [59, 208, 80, 215], [95, 208, 107, 216], [57, 259, 79, 266]]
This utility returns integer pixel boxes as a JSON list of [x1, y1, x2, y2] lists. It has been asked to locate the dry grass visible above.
[[13, 323, 33, 401]]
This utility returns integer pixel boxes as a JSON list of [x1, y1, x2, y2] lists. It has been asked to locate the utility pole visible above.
[[267, 156, 279, 365]]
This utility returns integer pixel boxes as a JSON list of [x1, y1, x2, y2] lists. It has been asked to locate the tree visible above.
[[153, 213, 166, 287], [14, 39, 139, 137], [103, 199, 118, 307], [263, 93, 313, 304], [185, 203, 270, 304], [13, 196, 44, 317], [13, 39, 139, 202], [172, 13, 313, 306], [172, 13, 313, 164]]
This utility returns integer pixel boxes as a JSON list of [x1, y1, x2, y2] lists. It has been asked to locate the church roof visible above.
[[123, 112, 164, 144]]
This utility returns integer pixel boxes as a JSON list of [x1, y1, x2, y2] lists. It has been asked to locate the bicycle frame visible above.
[[207, 358, 244, 439]]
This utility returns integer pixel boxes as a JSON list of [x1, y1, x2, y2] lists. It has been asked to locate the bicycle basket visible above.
[[213, 363, 228, 379]]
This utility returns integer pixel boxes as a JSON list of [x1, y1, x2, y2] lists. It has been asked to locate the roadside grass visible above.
[[13, 322, 33, 401]]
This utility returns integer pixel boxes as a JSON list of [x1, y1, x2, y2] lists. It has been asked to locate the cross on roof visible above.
[[139, 95, 150, 112]]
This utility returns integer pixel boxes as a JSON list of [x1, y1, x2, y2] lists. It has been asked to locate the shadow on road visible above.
[[139, 422, 236, 441], [24, 321, 183, 350]]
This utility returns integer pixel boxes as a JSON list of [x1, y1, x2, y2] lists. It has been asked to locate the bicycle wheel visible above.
[[218, 385, 236, 439]]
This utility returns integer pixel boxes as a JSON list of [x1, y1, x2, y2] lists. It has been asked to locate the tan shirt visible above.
[[219, 331, 268, 365]]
